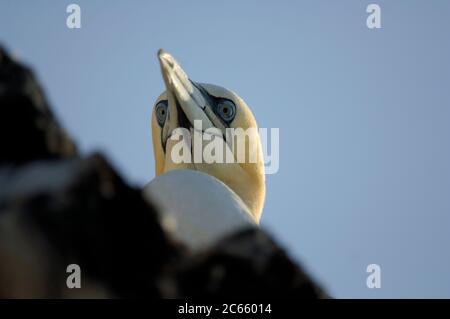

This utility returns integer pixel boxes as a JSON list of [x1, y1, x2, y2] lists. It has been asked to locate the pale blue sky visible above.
[[1, 1, 450, 298]]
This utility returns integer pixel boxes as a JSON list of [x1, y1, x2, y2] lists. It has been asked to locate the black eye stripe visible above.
[[193, 83, 237, 126], [155, 85, 238, 130]]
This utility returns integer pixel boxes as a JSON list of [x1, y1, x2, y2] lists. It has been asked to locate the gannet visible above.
[[143, 50, 265, 250]]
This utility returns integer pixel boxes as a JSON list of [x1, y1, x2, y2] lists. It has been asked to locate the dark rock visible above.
[[0, 154, 181, 298], [174, 228, 326, 298], [0, 46, 77, 166]]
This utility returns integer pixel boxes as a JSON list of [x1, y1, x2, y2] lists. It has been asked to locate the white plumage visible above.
[[143, 169, 255, 250]]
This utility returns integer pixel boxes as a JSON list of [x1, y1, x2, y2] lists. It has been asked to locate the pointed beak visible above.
[[157, 49, 224, 146]]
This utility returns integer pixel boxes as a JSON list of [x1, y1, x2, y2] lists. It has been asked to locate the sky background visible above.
[[1, 0, 450, 298]]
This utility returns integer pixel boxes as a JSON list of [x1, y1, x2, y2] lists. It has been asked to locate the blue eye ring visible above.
[[217, 99, 236, 122], [155, 101, 168, 126]]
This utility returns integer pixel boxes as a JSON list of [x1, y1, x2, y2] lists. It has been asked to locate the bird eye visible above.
[[155, 101, 168, 126], [217, 100, 236, 122]]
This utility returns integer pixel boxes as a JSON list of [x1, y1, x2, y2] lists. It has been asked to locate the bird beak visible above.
[[157, 49, 225, 146]]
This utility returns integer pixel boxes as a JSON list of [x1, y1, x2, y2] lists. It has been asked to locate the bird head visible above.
[[151, 50, 265, 222]]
